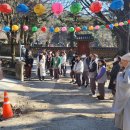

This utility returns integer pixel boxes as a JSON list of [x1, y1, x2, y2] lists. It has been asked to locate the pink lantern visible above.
[[94, 25, 100, 30], [23, 25, 29, 31], [61, 27, 67, 32], [119, 22, 124, 26], [52, 3, 64, 16]]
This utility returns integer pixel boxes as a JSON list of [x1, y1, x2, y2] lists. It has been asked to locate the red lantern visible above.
[[0, 3, 12, 14], [41, 26, 47, 32], [89, 1, 102, 13], [106, 25, 110, 29], [128, 20, 130, 24], [75, 27, 81, 32]]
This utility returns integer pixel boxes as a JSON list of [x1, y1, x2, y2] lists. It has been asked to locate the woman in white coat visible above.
[[113, 53, 130, 130], [37, 54, 46, 81]]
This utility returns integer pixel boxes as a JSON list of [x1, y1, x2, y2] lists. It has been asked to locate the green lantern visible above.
[[100, 25, 105, 28], [32, 26, 38, 32], [70, 2, 82, 14], [124, 21, 128, 25], [69, 27, 75, 32]]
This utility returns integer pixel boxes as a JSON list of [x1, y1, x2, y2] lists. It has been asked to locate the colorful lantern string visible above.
[[75, 27, 81, 32], [69, 27, 75, 32], [2, 26, 10, 32], [41, 26, 47, 32], [54, 27, 60, 33], [110, 0, 124, 11], [32, 26, 38, 32], [61, 27, 67, 32]]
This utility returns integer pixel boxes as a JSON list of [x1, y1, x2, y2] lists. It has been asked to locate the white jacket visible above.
[[73, 60, 84, 73], [36, 55, 46, 76], [61, 55, 66, 65]]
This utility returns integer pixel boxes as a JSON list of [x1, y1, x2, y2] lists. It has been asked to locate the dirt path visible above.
[[0, 78, 117, 130]]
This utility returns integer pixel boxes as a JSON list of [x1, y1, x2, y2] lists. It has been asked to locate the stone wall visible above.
[[0, 44, 119, 58]]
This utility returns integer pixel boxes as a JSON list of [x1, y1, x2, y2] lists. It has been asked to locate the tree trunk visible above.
[[10, 38, 15, 67]]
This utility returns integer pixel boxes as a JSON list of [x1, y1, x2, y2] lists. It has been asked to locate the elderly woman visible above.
[[113, 53, 130, 130]]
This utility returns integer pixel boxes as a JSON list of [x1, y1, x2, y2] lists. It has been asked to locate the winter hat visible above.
[[121, 53, 130, 62]]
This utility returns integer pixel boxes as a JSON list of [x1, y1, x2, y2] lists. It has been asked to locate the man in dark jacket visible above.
[[108, 56, 121, 95]]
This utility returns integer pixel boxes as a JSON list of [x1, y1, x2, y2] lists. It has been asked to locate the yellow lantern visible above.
[[114, 23, 119, 27], [54, 27, 60, 33], [89, 26, 94, 31], [12, 25, 19, 31], [34, 4, 46, 15]]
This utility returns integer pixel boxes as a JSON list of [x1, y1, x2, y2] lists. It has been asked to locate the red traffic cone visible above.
[[2, 91, 13, 119]]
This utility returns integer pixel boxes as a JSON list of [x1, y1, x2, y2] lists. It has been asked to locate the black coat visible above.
[[25, 56, 34, 67], [89, 60, 97, 72], [71, 57, 76, 70], [108, 62, 120, 90]]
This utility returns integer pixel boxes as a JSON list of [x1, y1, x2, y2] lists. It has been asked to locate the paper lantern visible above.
[[69, 27, 75, 32], [70, 2, 82, 14], [75, 27, 81, 32], [41, 26, 47, 32], [16, 4, 29, 13], [49, 27, 54, 33], [54, 27, 60, 33], [34, 4, 46, 15], [106, 25, 110, 29], [124, 21, 128, 25], [32, 26, 38, 32], [52, 3, 64, 16], [23, 25, 29, 31], [119, 22, 124, 26], [109, 24, 114, 29], [94, 25, 100, 30], [0, 4, 12, 14], [110, 0, 124, 10], [82, 26, 87, 31], [100, 25, 105, 28], [90, 1, 102, 13], [2, 26, 10, 32], [89, 26, 94, 31], [114, 23, 119, 27], [128, 20, 130, 24], [12, 25, 19, 31], [61, 27, 67, 32]]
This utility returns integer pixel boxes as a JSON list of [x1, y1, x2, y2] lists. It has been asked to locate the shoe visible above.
[[85, 84, 88, 88], [92, 94, 97, 98], [97, 95, 104, 100], [70, 80, 74, 83], [78, 86, 82, 89], [73, 82, 77, 84]]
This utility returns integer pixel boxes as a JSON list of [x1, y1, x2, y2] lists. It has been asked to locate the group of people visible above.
[[70, 53, 108, 100], [24, 45, 67, 81]]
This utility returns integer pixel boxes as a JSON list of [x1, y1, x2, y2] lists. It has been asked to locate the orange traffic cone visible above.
[[2, 91, 13, 119]]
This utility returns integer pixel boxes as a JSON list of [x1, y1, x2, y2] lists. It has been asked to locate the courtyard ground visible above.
[[0, 77, 117, 130]]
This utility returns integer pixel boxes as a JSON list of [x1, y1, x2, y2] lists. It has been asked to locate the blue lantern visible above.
[[82, 26, 87, 31], [16, 4, 29, 13], [49, 27, 54, 33], [110, 0, 124, 10], [109, 24, 114, 29], [2, 26, 11, 32]]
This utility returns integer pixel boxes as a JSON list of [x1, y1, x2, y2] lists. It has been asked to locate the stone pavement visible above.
[[0, 77, 118, 130]]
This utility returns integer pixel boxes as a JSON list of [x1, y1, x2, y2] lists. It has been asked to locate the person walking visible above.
[[108, 56, 121, 96], [89, 54, 98, 97], [46, 51, 53, 73], [113, 53, 130, 130], [61, 52, 67, 76], [96, 59, 107, 100], [82, 55, 90, 88], [37, 54, 46, 81], [25, 50, 34, 80], [52, 52, 61, 82], [73, 55, 84, 88]]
